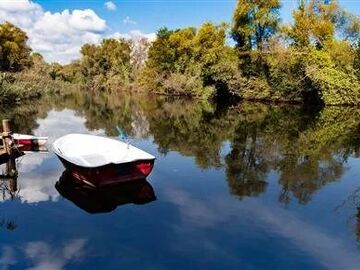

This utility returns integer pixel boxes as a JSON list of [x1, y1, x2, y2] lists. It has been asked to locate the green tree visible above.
[[141, 23, 240, 98], [337, 10, 360, 44], [0, 22, 32, 71], [355, 40, 360, 79], [30, 52, 48, 74], [80, 38, 132, 89], [231, 0, 281, 51], [285, 0, 339, 48], [146, 27, 176, 73]]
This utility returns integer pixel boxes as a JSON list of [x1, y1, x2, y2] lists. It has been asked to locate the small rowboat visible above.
[[53, 134, 155, 187], [12, 133, 48, 146]]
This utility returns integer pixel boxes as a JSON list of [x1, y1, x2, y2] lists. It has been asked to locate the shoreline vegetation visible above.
[[0, 0, 360, 106]]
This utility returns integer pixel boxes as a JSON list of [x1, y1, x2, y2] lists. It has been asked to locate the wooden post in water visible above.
[[2, 119, 12, 155]]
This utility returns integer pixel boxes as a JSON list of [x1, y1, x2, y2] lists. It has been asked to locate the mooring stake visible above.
[[1, 119, 12, 155]]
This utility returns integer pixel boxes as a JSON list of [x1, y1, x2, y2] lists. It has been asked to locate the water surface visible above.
[[0, 93, 360, 269]]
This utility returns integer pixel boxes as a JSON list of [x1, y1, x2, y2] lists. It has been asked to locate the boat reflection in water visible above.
[[55, 171, 156, 214]]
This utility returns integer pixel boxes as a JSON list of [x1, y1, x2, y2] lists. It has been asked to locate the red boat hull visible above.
[[57, 156, 155, 187], [14, 138, 47, 146]]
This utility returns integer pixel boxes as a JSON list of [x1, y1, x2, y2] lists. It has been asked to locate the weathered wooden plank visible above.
[[1, 119, 11, 155]]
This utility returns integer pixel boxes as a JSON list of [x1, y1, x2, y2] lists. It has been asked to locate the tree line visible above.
[[1, 0, 360, 106]]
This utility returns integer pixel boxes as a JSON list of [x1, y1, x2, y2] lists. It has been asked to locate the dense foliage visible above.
[[135, 0, 360, 105], [0, 1, 360, 106], [0, 36, 80, 104], [0, 22, 31, 72], [80, 39, 132, 90], [232, 0, 281, 51], [138, 23, 238, 99]]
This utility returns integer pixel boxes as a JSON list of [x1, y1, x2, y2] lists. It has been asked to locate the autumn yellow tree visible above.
[[0, 22, 32, 71], [285, 0, 339, 48]]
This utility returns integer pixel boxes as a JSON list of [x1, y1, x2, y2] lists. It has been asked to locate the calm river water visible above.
[[0, 93, 360, 269]]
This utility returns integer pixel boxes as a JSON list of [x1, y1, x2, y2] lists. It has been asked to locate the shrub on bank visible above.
[[0, 71, 81, 104], [305, 49, 360, 105]]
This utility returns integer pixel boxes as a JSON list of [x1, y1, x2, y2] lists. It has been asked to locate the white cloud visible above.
[[0, 1, 155, 64], [123, 16, 137, 25], [0, 1, 106, 64], [0, 0, 41, 12], [111, 30, 156, 42], [105, 1, 116, 11]]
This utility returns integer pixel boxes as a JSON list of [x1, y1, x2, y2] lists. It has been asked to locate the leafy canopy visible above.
[[231, 0, 281, 51], [0, 22, 32, 71]]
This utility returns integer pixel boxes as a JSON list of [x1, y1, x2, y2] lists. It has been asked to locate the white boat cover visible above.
[[53, 134, 155, 168], [13, 133, 48, 141]]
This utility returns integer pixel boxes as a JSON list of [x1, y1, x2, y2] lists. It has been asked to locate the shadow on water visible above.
[[55, 171, 157, 214]]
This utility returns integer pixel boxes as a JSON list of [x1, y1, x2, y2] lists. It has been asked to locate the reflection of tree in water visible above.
[[7, 91, 360, 205], [335, 186, 360, 244], [55, 93, 360, 203], [278, 107, 360, 204], [146, 99, 233, 169], [224, 104, 305, 200], [225, 121, 268, 199], [62, 91, 235, 169], [0, 100, 43, 134], [225, 104, 360, 203], [0, 218, 17, 231], [278, 155, 344, 205]]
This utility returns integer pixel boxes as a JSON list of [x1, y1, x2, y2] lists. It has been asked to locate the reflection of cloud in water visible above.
[[1, 109, 106, 203], [164, 188, 360, 270], [33, 109, 105, 145], [0, 246, 16, 270], [24, 239, 87, 270], [131, 110, 149, 139], [16, 154, 61, 203], [164, 189, 225, 228], [0, 239, 87, 270]]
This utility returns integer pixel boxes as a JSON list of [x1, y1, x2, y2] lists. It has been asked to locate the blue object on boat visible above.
[[116, 126, 128, 141]]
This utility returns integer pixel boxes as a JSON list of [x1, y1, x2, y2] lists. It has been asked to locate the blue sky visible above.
[[36, 0, 360, 34]]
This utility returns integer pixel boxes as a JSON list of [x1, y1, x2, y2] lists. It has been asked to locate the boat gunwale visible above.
[[55, 153, 155, 169]]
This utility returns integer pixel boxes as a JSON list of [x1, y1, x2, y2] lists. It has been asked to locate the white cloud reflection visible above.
[[0, 109, 105, 204], [0, 239, 87, 270], [0, 246, 16, 270], [25, 239, 87, 270], [164, 188, 360, 270]]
